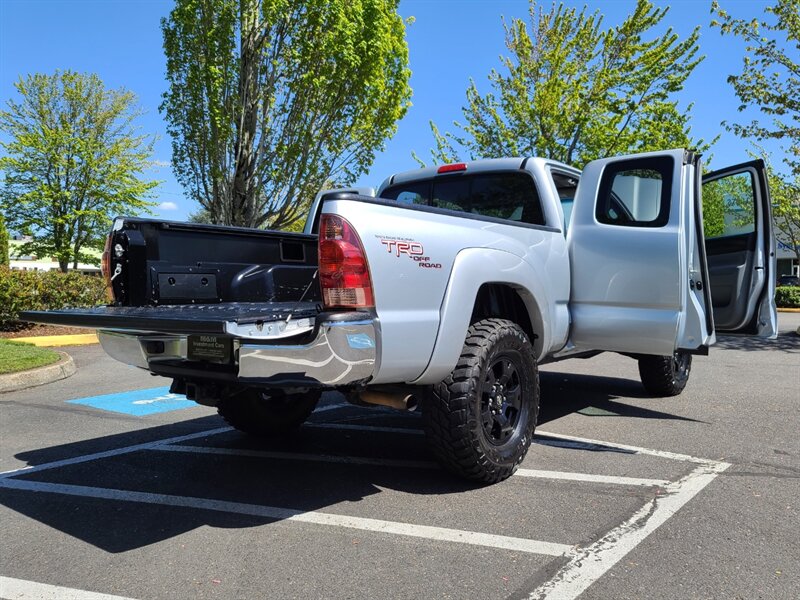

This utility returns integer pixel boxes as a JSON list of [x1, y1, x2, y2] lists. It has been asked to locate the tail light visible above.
[[437, 162, 467, 174], [100, 233, 114, 301], [319, 214, 374, 308]]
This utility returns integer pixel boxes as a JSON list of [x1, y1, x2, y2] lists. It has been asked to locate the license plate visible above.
[[188, 335, 233, 363]]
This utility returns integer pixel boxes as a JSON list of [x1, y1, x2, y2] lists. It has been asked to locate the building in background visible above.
[[8, 238, 101, 274], [776, 239, 799, 278]]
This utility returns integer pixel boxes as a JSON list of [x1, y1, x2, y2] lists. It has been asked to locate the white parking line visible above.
[[528, 460, 730, 600], [151, 444, 670, 487], [0, 411, 727, 599], [536, 430, 718, 465], [0, 427, 232, 480], [0, 576, 137, 600], [154, 444, 438, 469], [306, 421, 719, 465], [0, 478, 571, 557], [514, 469, 669, 487], [0, 402, 350, 480]]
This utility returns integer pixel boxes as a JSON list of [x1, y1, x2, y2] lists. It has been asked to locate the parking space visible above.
[[1, 315, 797, 600], [1, 392, 728, 600]]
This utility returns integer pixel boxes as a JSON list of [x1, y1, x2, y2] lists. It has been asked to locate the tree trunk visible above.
[[231, 0, 261, 227]]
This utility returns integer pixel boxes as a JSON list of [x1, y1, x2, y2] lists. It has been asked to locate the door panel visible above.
[[702, 160, 777, 336], [568, 149, 712, 355]]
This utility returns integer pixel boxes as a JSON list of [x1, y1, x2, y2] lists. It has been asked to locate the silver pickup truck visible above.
[[25, 149, 777, 482]]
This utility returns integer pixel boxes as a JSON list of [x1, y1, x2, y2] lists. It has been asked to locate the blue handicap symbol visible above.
[[346, 333, 376, 349], [68, 386, 196, 416]]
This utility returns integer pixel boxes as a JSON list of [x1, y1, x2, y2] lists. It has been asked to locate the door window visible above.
[[550, 170, 579, 230], [701, 171, 756, 238], [595, 157, 673, 227]]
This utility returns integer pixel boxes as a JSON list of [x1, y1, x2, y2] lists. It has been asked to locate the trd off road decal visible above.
[[376, 235, 442, 269]]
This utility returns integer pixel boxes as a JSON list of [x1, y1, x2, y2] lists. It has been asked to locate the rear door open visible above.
[[701, 159, 777, 337], [568, 149, 776, 358]]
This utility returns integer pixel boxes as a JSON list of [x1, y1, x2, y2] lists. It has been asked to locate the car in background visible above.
[[778, 275, 800, 287]]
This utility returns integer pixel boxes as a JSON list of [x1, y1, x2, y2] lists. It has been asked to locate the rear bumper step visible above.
[[97, 314, 377, 387]]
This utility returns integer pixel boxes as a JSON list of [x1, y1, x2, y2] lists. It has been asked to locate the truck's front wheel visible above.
[[422, 318, 539, 483], [637, 351, 692, 397], [218, 388, 321, 436]]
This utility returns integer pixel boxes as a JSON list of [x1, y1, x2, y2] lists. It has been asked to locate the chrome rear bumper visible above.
[[97, 314, 377, 387]]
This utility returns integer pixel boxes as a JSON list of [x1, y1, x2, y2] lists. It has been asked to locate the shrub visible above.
[[0, 267, 107, 328], [775, 286, 800, 308]]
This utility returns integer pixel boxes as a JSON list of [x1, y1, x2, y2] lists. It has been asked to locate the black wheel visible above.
[[422, 318, 539, 483], [217, 388, 321, 436], [638, 351, 692, 397]]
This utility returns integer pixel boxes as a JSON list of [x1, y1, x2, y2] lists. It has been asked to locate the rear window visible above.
[[381, 172, 545, 226]]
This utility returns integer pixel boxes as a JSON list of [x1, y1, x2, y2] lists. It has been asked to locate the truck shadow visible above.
[[537, 371, 704, 425], [0, 414, 476, 553], [1, 369, 696, 554], [713, 330, 800, 353]]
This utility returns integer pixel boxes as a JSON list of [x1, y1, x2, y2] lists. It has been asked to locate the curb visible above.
[[9, 333, 98, 347], [0, 351, 76, 393], [777, 308, 800, 313]]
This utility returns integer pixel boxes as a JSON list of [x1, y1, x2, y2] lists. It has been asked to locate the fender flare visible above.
[[411, 247, 554, 385]]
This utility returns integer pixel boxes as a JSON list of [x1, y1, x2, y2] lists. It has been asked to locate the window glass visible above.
[[470, 174, 544, 224], [432, 178, 471, 212], [381, 172, 545, 226], [596, 158, 672, 227], [381, 181, 429, 205], [561, 199, 574, 230], [551, 171, 579, 230], [701, 172, 755, 238]]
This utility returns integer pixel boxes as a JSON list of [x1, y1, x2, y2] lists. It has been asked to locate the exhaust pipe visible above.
[[354, 390, 418, 412]]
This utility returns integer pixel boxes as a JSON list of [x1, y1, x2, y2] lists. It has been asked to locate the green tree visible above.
[[420, 0, 709, 167], [702, 170, 755, 238], [0, 71, 158, 272], [161, 0, 411, 229], [0, 213, 8, 267], [711, 0, 800, 175], [187, 208, 214, 224], [769, 166, 800, 264]]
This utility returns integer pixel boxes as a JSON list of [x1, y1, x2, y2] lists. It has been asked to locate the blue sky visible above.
[[0, 0, 783, 222]]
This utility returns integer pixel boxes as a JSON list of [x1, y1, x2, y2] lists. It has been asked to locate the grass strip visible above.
[[0, 339, 61, 375]]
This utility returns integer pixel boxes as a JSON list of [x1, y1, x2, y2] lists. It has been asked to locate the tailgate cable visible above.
[[285, 269, 318, 324], [110, 263, 123, 282]]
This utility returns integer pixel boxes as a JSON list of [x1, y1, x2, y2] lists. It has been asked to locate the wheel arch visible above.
[[412, 248, 550, 385], [471, 283, 542, 354]]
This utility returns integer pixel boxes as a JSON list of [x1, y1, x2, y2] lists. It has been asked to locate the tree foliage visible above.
[[712, 1, 800, 264], [421, 0, 709, 167], [711, 0, 800, 175], [161, 0, 411, 229], [769, 165, 800, 262], [702, 170, 755, 238], [0, 71, 158, 272]]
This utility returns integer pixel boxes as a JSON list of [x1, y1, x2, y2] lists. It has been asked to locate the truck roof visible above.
[[376, 156, 577, 196]]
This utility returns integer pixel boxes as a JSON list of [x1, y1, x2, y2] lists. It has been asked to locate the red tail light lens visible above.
[[437, 162, 467, 174], [319, 214, 374, 308]]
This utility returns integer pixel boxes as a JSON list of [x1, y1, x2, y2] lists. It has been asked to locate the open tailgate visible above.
[[21, 302, 321, 337]]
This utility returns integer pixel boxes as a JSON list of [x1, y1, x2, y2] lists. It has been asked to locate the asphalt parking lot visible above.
[[1, 314, 798, 600]]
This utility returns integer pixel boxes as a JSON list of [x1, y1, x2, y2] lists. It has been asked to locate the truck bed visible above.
[[21, 217, 323, 339]]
